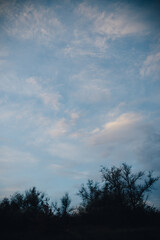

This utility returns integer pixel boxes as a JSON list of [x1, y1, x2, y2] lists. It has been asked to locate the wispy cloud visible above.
[[49, 163, 89, 180], [0, 146, 37, 165], [65, 2, 148, 58], [137, 131, 160, 172], [94, 9, 147, 39], [89, 112, 143, 145], [140, 52, 160, 79], [1, 1, 64, 44], [0, 101, 51, 129], [0, 75, 61, 110], [76, 2, 148, 39], [70, 67, 110, 103], [48, 118, 68, 138], [48, 142, 82, 162], [26, 77, 60, 110], [0, 46, 9, 66]]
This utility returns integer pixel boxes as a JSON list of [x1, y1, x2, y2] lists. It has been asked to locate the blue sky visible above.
[[0, 0, 160, 207]]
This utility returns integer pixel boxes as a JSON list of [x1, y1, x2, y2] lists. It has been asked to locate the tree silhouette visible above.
[[78, 163, 159, 225], [60, 192, 71, 217], [52, 192, 71, 217], [77, 180, 101, 213], [101, 163, 159, 210], [0, 163, 159, 238]]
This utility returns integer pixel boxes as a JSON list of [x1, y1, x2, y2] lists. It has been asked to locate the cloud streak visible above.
[[2, 1, 64, 44], [77, 2, 148, 39], [89, 113, 143, 145], [49, 163, 89, 180], [140, 52, 160, 79]]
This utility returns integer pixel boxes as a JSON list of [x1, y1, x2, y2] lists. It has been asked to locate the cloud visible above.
[[74, 84, 110, 104], [48, 142, 81, 162], [76, 2, 148, 39], [0, 46, 9, 67], [85, 112, 146, 165], [1, 1, 64, 44], [26, 77, 60, 110], [0, 96, 51, 128], [0, 75, 60, 110], [70, 68, 110, 104], [49, 163, 89, 180], [65, 2, 148, 58], [104, 113, 141, 130], [137, 131, 160, 172], [0, 46, 9, 58], [87, 111, 160, 175], [76, 3, 98, 20], [89, 112, 143, 145], [48, 118, 68, 138], [64, 29, 108, 58], [70, 112, 79, 120], [0, 146, 37, 165], [0, 145, 38, 198], [94, 11, 147, 39], [64, 45, 106, 58], [140, 52, 160, 79]]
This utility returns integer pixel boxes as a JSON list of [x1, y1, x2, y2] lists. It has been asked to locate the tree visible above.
[[23, 187, 51, 216], [78, 163, 159, 225], [77, 180, 101, 213], [101, 163, 159, 210], [60, 193, 71, 217], [52, 192, 71, 217]]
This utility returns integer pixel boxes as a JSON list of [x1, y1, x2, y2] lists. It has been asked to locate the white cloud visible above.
[[91, 128, 100, 134], [70, 112, 79, 120], [0, 46, 9, 67], [0, 99, 51, 128], [76, 3, 147, 39], [69, 130, 88, 139], [66, 2, 148, 58], [0, 47, 9, 58], [0, 146, 37, 165], [26, 77, 60, 110], [48, 142, 80, 161], [104, 113, 141, 130], [74, 84, 110, 103], [0, 75, 60, 110], [94, 11, 146, 39], [64, 46, 105, 58], [89, 112, 144, 145], [86, 112, 160, 174], [64, 29, 108, 58], [137, 131, 160, 171], [140, 52, 160, 79], [2, 2, 64, 44], [70, 68, 110, 103], [76, 3, 98, 20], [49, 163, 89, 180], [48, 118, 68, 137]]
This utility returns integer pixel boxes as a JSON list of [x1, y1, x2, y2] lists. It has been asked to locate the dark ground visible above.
[[1, 226, 160, 240]]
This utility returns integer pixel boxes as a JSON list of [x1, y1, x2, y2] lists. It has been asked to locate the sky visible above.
[[0, 0, 160, 207]]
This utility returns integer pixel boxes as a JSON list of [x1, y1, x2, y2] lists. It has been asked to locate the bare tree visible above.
[[101, 163, 159, 209]]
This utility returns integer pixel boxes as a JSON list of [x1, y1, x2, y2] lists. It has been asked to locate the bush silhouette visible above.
[[0, 163, 159, 239], [0, 187, 54, 233], [78, 163, 159, 226], [52, 192, 71, 218]]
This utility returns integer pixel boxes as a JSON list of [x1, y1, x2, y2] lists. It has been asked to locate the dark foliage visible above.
[[77, 163, 160, 226], [52, 192, 71, 217], [0, 163, 159, 239], [0, 187, 55, 234]]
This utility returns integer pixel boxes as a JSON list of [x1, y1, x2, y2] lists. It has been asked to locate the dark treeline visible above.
[[0, 163, 160, 240]]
